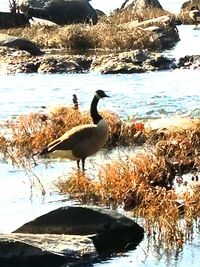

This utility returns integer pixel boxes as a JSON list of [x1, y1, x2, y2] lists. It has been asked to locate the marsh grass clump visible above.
[[57, 151, 173, 207], [149, 124, 200, 174], [0, 107, 90, 166], [57, 151, 200, 249], [0, 23, 155, 51], [178, 9, 193, 25], [0, 8, 175, 51], [0, 105, 145, 167], [57, 171, 99, 204]]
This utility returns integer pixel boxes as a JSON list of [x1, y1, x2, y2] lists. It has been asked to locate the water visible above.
[[1, 66, 200, 121], [0, 1, 200, 266]]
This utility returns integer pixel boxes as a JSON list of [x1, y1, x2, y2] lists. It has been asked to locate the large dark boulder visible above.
[[0, 33, 44, 56], [121, 0, 163, 10], [18, 0, 98, 25], [0, 11, 29, 29], [13, 205, 144, 256]]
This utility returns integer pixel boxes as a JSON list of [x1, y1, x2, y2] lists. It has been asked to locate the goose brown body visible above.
[[40, 90, 109, 170]]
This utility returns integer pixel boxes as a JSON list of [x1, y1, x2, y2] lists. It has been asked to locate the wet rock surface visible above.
[[0, 206, 144, 266], [178, 55, 200, 69], [0, 233, 96, 267], [0, 47, 177, 74]]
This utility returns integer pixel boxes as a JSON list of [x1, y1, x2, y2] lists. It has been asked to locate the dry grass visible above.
[[0, 103, 145, 167], [0, 8, 175, 51], [178, 10, 194, 25], [149, 124, 200, 174], [57, 151, 200, 249], [55, 120, 200, 249], [57, 151, 173, 207], [0, 23, 155, 51]]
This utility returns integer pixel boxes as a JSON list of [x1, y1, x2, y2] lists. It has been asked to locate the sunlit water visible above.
[[0, 1, 200, 266]]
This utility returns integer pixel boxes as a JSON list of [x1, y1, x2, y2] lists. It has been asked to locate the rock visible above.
[[0, 233, 96, 267], [38, 56, 92, 73], [29, 17, 59, 26], [120, 0, 163, 10], [126, 15, 171, 28], [91, 51, 147, 74], [178, 55, 200, 70], [144, 117, 199, 131], [125, 15, 180, 50], [143, 54, 176, 71], [13, 205, 144, 256], [145, 23, 180, 50], [0, 48, 177, 75], [95, 9, 106, 18], [91, 50, 176, 73], [181, 0, 200, 10], [0, 33, 44, 56], [18, 0, 98, 25], [0, 11, 29, 29]]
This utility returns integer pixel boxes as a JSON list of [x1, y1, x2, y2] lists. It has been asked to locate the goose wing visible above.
[[41, 124, 97, 154]]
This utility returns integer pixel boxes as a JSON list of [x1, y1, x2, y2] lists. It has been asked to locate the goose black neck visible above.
[[90, 96, 103, 124]]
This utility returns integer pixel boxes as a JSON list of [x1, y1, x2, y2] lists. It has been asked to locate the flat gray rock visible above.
[[0, 33, 44, 56]]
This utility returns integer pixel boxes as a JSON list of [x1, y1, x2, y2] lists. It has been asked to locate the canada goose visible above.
[[189, 6, 200, 27], [40, 90, 109, 170]]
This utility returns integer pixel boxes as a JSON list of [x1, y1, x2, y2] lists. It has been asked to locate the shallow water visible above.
[[1, 67, 200, 122], [0, 2, 200, 266]]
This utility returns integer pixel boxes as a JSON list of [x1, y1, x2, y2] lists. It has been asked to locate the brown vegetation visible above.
[[0, 103, 145, 167], [0, 102, 200, 250], [0, 8, 174, 51]]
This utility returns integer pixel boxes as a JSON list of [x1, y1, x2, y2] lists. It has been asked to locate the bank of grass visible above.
[[0, 8, 172, 51], [0, 103, 145, 167]]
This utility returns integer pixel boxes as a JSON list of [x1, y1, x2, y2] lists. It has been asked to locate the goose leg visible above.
[[77, 160, 80, 169], [81, 158, 86, 171]]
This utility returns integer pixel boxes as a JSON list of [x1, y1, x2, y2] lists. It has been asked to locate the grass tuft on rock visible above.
[[0, 8, 175, 51]]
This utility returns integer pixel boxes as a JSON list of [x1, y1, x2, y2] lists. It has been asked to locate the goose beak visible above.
[[104, 93, 110, 98]]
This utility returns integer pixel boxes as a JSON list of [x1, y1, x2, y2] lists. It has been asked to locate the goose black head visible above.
[[95, 90, 110, 99]]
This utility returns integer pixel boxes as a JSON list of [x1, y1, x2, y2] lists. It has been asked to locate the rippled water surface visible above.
[[0, 2, 200, 266], [1, 67, 200, 121]]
